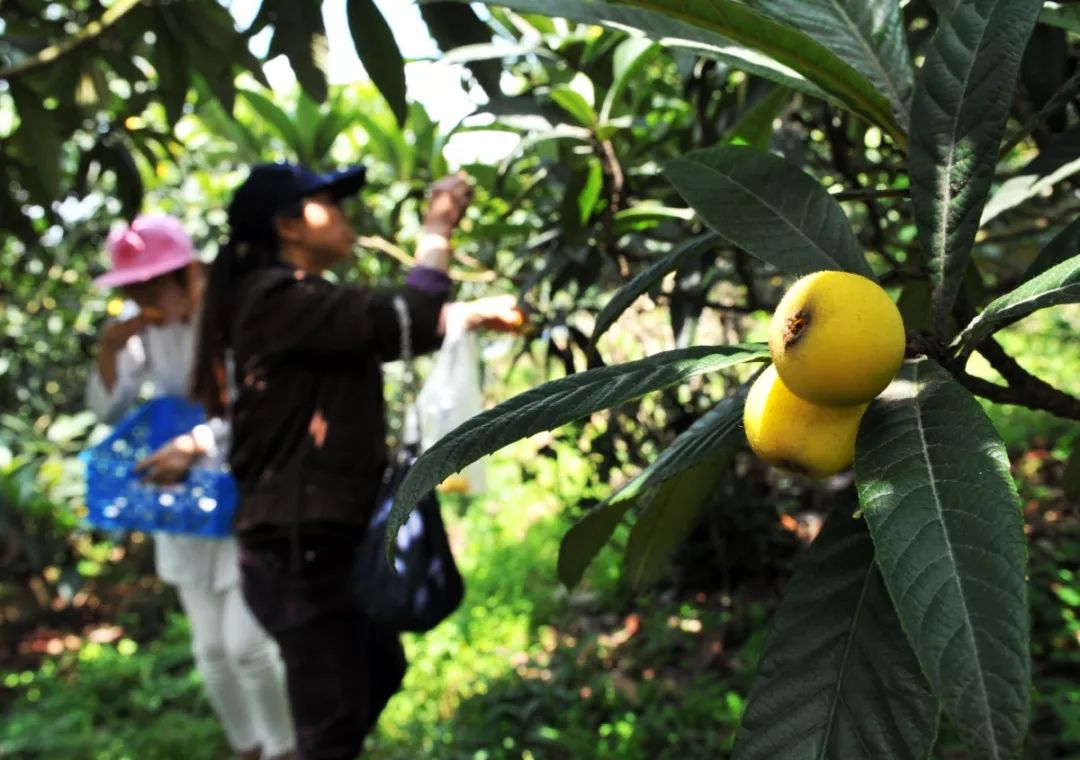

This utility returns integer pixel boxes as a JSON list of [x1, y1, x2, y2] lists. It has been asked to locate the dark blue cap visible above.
[[227, 162, 367, 243]]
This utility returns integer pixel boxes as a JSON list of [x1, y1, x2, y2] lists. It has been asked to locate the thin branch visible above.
[[703, 299, 768, 315], [908, 325, 1080, 420], [692, 58, 720, 148], [822, 112, 904, 271], [979, 338, 1078, 401], [955, 372, 1080, 421], [0, 0, 144, 81], [950, 338, 1080, 421], [978, 339, 1031, 385], [651, 291, 764, 315], [595, 136, 631, 280], [733, 250, 761, 311], [358, 235, 413, 265], [356, 235, 496, 283], [999, 68, 1080, 158], [832, 187, 909, 201], [974, 220, 1053, 246]]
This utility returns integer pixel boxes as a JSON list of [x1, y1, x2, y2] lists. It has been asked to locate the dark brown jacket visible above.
[[228, 265, 449, 536]]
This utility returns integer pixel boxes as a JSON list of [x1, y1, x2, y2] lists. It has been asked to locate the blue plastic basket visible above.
[[80, 396, 237, 537]]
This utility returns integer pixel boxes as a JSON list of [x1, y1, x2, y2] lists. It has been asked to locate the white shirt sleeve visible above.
[[86, 333, 149, 425]]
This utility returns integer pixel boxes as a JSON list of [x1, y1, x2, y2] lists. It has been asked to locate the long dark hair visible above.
[[189, 203, 301, 416]]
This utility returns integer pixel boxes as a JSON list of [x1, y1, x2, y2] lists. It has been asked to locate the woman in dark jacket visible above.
[[191, 163, 518, 759]]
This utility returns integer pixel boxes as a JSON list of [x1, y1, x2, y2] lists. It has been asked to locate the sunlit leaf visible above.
[[908, 0, 1043, 336], [665, 146, 873, 277], [981, 126, 1080, 226], [618, 0, 904, 143], [741, 0, 913, 129], [956, 253, 1080, 353], [734, 498, 937, 759], [855, 360, 1030, 757], [389, 345, 770, 555]]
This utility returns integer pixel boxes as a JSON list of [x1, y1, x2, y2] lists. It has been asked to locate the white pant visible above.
[[177, 582, 294, 755]]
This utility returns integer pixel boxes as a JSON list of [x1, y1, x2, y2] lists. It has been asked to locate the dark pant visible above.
[[238, 534, 407, 760]]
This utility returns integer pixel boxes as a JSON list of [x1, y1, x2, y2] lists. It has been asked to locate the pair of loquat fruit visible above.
[[743, 271, 906, 479]]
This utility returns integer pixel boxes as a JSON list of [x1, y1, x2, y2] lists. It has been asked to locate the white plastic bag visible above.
[[415, 306, 486, 495]]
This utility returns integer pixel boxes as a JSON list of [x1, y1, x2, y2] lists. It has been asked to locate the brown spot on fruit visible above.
[[783, 308, 810, 349]]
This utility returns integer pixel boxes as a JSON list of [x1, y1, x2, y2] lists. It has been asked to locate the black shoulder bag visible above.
[[351, 297, 464, 633]]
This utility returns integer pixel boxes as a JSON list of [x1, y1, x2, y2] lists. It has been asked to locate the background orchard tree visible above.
[[0, 0, 497, 238]]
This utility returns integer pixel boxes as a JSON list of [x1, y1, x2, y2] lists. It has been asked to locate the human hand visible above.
[[423, 172, 474, 236], [99, 314, 148, 355], [135, 434, 202, 485], [461, 295, 526, 333]]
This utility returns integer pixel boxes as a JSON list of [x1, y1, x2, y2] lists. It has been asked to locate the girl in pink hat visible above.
[[87, 213, 294, 760]]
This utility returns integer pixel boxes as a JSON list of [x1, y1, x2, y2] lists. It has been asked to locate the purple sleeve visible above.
[[405, 266, 452, 297], [241, 268, 449, 359]]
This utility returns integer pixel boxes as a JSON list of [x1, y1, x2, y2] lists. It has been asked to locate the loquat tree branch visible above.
[[595, 136, 631, 280], [998, 68, 1080, 159], [0, 0, 145, 81], [832, 187, 908, 201], [907, 327, 1080, 421], [357, 235, 496, 283], [949, 338, 1080, 422], [953, 372, 1080, 421]]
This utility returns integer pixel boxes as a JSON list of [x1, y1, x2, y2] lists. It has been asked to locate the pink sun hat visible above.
[[94, 213, 195, 289]]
